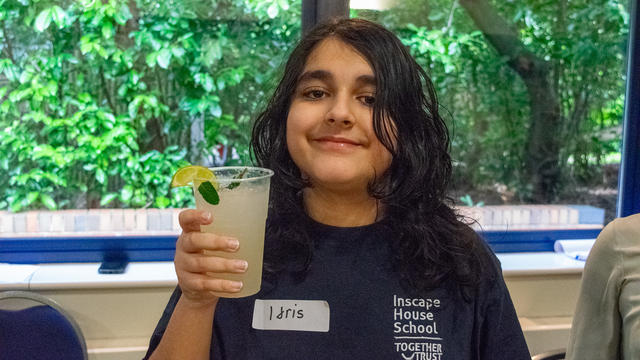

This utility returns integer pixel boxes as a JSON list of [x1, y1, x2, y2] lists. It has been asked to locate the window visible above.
[[0, 0, 300, 262], [1, 0, 638, 262], [352, 0, 636, 251]]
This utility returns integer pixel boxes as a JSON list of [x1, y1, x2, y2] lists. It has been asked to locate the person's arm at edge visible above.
[[147, 209, 245, 360], [147, 296, 218, 360], [565, 219, 622, 359]]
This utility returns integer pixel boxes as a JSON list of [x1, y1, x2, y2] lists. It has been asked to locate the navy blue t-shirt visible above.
[[144, 219, 530, 359]]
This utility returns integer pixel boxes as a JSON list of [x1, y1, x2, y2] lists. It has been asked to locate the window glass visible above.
[[352, 0, 629, 224], [0, 0, 300, 211]]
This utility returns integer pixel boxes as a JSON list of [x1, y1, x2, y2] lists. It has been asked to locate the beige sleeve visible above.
[[617, 215, 640, 359], [565, 218, 623, 360]]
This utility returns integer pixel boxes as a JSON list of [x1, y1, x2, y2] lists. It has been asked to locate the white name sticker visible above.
[[252, 299, 330, 332]]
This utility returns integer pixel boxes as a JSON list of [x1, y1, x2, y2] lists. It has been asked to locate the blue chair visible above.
[[0, 290, 88, 360]]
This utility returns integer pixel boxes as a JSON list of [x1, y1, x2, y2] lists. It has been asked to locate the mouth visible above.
[[314, 136, 362, 147]]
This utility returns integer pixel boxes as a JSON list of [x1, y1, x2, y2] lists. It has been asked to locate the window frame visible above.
[[618, 0, 640, 218]]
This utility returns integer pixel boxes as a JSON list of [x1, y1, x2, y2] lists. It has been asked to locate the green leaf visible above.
[[210, 103, 222, 117], [267, 3, 279, 18], [115, 3, 132, 24], [227, 168, 247, 190], [199, 74, 214, 92], [155, 196, 170, 208], [96, 168, 106, 184], [121, 185, 133, 202], [203, 40, 222, 66], [216, 78, 225, 90], [140, 150, 158, 162], [146, 52, 158, 67], [157, 48, 172, 69], [26, 191, 39, 205], [40, 194, 57, 210], [128, 99, 139, 119], [102, 21, 114, 39], [198, 181, 219, 205], [100, 193, 118, 206], [35, 8, 52, 32], [132, 190, 146, 206], [83, 163, 97, 171], [277, 0, 289, 11], [51, 6, 66, 28], [80, 37, 94, 54], [171, 47, 185, 58]]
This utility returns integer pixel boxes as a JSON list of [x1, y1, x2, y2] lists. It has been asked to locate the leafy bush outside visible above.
[[0, 0, 300, 211], [0, 0, 629, 214], [359, 0, 627, 206]]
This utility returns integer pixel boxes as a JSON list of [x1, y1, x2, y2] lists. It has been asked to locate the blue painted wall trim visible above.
[[0, 228, 603, 264], [0, 235, 177, 264], [480, 228, 602, 253]]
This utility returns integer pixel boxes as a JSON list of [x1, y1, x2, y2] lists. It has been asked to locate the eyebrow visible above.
[[297, 70, 376, 87]]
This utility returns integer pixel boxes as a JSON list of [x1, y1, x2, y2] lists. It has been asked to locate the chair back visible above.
[[531, 349, 566, 360], [0, 291, 88, 360]]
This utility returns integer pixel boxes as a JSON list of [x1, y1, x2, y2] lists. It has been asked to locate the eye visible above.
[[359, 95, 375, 106], [303, 89, 327, 100]]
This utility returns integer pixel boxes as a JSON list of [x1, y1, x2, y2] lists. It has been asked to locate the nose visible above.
[[325, 94, 355, 127]]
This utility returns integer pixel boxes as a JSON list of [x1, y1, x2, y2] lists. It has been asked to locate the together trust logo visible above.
[[392, 295, 444, 360]]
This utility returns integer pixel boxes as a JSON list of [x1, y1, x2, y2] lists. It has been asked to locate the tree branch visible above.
[[99, 66, 116, 112], [458, 0, 547, 79], [459, 0, 564, 201], [445, 0, 458, 33], [1, 22, 16, 63]]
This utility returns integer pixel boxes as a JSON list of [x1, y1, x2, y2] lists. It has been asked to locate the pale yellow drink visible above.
[[193, 166, 273, 298]]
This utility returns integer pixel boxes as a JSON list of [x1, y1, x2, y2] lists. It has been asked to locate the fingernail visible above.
[[227, 238, 239, 250], [230, 281, 243, 291], [235, 260, 248, 272], [201, 212, 211, 221]]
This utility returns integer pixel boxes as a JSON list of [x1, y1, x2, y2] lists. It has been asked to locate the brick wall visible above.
[[0, 205, 605, 237], [0, 209, 183, 237]]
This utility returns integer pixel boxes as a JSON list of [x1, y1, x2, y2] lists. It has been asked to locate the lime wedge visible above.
[[170, 165, 217, 188]]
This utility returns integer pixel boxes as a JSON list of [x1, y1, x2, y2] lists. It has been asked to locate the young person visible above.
[[144, 18, 530, 360]]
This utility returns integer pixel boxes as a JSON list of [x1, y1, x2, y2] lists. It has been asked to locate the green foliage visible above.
[[0, 0, 300, 211], [359, 0, 627, 201], [459, 194, 484, 207], [0, 0, 629, 210]]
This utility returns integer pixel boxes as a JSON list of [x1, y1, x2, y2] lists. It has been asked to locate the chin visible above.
[[308, 168, 372, 190]]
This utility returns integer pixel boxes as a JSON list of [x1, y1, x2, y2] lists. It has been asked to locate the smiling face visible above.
[[286, 38, 393, 195]]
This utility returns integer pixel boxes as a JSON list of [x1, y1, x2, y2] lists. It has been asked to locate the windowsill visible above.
[[0, 252, 585, 291], [0, 261, 177, 290], [498, 252, 585, 276]]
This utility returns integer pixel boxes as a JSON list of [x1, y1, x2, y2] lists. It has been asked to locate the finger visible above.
[[179, 209, 212, 233], [180, 254, 248, 274], [179, 232, 239, 254], [181, 274, 243, 294]]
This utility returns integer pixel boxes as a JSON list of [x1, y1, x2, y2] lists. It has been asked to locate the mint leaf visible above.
[[227, 167, 248, 190], [198, 181, 219, 205]]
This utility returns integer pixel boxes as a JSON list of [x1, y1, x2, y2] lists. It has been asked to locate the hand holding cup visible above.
[[173, 209, 247, 307]]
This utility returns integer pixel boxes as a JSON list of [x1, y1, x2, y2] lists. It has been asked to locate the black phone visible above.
[[98, 259, 129, 274]]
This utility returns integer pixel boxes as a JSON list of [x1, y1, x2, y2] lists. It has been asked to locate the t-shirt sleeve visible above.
[[478, 258, 531, 360], [566, 219, 623, 360], [142, 286, 183, 360]]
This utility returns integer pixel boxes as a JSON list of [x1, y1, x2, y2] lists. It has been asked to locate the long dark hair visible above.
[[251, 18, 491, 299]]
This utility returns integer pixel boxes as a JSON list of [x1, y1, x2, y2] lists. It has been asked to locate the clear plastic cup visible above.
[[193, 166, 273, 298]]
